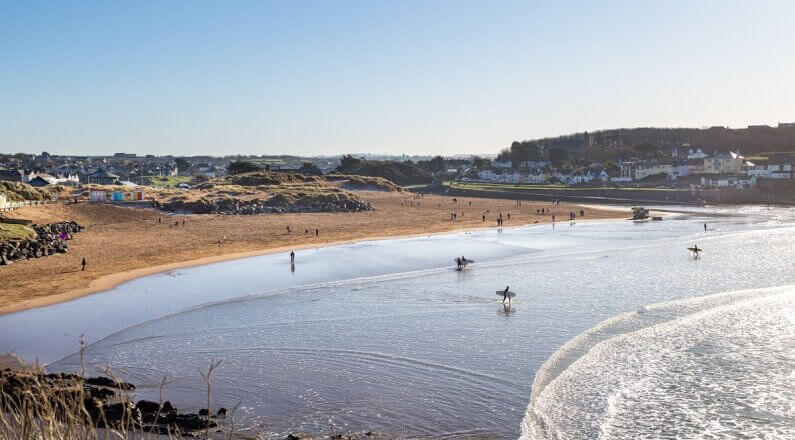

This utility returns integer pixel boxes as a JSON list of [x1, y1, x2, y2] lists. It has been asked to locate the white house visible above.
[[769, 164, 793, 179], [717, 175, 755, 188], [478, 170, 497, 181], [687, 149, 708, 159], [525, 172, 549, 184]]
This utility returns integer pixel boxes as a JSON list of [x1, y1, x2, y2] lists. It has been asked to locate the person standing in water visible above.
[[290, 251, 295, 263], [502, 286, 510, 304], [704, 222, 707, 232]]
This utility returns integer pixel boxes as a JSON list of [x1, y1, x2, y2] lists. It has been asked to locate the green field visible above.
[[146, 175, 192, 188], [0, 223, 35, 241]]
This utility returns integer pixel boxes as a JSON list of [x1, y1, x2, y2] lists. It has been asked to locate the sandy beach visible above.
[[0, 192, 624, 314]]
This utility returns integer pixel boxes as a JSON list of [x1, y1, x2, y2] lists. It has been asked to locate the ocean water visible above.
[[1, 206, 793, 438]]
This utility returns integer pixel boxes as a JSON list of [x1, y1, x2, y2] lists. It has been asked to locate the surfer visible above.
[[691, 245, 701, 259], [290, 251, 295, 263], [502, 286, 510, 304], [704, 222, 707, 232], [455, 256, 462, 269]]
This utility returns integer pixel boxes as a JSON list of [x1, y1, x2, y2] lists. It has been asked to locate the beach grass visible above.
[[0, 223, 35, 241]]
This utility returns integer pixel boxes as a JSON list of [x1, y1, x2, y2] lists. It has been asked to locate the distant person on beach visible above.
[[158, 217, 161, 224], [81, 257, 86, 271], [287, 225, 291, 234], [315, 229, 319, 236], [290, 251, 295, 263], [482, 214, 486, 222], [552, 214, 555, 222], [502, 286, 510, 304], [704, 222, 707, 232]]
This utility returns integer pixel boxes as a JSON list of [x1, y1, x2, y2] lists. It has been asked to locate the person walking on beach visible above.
[[315, 228, 319, 236], [290, 251, 295, 263], [81, 257, 86, 271], [502, 286, 510, 304], [704, 222, 707, 232]]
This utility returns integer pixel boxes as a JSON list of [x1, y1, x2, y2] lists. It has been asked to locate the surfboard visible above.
[[687, 247, 702, 252], [495, 290, 516, 298]]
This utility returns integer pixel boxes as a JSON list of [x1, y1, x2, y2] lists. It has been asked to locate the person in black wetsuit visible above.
[[502, 286, 510, 304]]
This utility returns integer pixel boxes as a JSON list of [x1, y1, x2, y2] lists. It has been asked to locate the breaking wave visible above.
[[521, 284, 795, 439]]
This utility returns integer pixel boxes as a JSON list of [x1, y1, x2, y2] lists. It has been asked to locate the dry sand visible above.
[[0, 192, 625, 313]]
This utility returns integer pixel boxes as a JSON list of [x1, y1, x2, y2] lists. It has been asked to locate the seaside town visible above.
[[2, 124, 794, 205]]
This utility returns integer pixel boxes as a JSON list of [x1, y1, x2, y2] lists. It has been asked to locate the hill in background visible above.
[[499, 125, 795, 164]]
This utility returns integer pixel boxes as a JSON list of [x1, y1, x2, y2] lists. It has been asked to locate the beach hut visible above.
[[112, 191, 124, 202], [132, 191, 145, 201], [89, 190, 107, 203]]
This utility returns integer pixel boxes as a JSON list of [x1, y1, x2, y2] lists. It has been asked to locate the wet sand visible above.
[[0, 192, 623, 313]]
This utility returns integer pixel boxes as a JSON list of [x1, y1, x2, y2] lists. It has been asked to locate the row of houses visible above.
[[471, 151, 794, 187], [0, 168, 129, 187]]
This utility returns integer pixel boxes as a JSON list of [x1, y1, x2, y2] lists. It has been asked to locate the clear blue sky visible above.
[[2, 0, 793, 156]]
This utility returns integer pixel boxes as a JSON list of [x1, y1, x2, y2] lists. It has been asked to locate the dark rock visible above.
[[216, 407, 227, 417], [198, 408, 209, 417], [135, 399, 161, 414], [85, 376, 135, 390]]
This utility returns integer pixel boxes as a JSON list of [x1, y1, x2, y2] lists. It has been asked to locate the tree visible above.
[[548, 148, 570, 166], [470, 156, 491, 170], [633, 143, 657, 157], [298, 162, 322, 175], [175, 158, 192, 175], [226, 160, 261, 175], [605, 161, 620, 177], [338, 154, 361, 172]]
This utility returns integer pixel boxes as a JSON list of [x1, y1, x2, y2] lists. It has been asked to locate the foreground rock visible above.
[[0, 369, 215, 435], [0, 221, 83, 266]]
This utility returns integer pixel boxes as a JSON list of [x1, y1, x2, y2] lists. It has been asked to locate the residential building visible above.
[[703, 153, 741, 174], [619, 160, 637, 180], [0, 169, 24, 182], [635, 164, 673, 180], [87, 169, 120, 185]]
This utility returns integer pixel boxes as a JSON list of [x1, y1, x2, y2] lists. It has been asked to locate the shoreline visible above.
[[0, 194, 627, 315], [0, 216, 622, 316]]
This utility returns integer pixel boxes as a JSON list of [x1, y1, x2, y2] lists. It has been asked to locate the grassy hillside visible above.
[[0, 223, 36, 241], [0, 181, 57, 201]]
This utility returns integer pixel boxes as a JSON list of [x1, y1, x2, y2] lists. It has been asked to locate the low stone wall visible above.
[[0, 221, 84, 266]]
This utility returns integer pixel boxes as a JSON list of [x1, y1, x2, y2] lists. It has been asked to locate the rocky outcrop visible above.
[[0, 369, 216, 434], [0, 221, 83, 266], [155, 194, 372, 215]]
